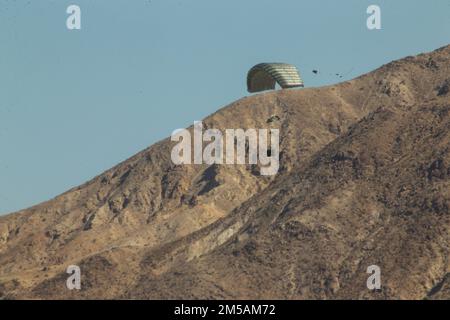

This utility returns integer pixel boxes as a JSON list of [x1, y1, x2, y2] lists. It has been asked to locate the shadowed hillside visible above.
[[1, 45, 449, 299]]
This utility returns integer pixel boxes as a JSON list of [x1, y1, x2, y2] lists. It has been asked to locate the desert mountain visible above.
[[1, 45, 450, 299]]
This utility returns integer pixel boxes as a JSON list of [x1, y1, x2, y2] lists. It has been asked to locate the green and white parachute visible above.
[[247, 63, 304, 93]]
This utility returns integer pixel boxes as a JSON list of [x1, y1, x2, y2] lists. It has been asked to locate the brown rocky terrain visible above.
[[0, 45, 449, 299]]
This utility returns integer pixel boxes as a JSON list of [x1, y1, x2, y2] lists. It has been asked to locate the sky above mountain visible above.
[[0, 0, 449, 214]]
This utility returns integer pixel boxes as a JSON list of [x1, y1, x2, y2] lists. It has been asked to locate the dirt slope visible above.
[[0, 45, 449, 299]]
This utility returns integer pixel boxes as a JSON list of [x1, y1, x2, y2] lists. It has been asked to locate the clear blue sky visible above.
[[0, 0, 449, 215]]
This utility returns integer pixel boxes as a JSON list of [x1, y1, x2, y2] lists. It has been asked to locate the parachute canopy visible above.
[[247, 63, 304, 93]]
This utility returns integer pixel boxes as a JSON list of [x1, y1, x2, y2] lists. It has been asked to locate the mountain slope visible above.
[[1, 45, 449, 299]]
